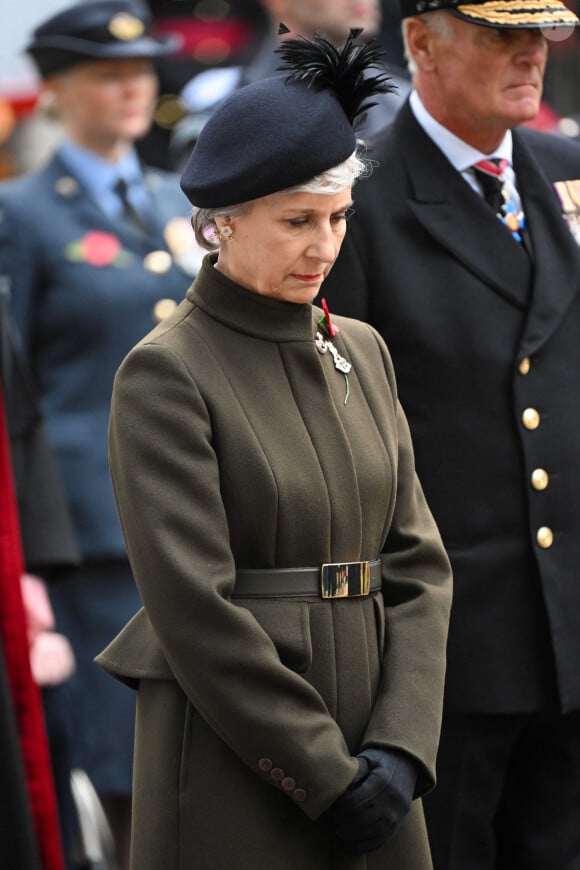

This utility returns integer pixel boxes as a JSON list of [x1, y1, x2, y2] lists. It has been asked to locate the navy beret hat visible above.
[[26, 0, 179, 79], [180, 29, 393, 209], [399, 0, 578, 30]]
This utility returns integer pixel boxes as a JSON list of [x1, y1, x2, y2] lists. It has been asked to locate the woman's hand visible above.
[[324, 746, 417, 853]]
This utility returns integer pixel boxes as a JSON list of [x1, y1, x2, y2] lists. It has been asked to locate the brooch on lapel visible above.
[[316, 298, 352, 405], [553, 180, 580, 245], [64, 231, 132, 268]]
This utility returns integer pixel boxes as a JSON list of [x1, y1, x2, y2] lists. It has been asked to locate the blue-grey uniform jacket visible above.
[[0, 148, 198, 559]]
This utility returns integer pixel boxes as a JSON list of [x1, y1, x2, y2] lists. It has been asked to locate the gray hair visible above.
[[192, 149, 370, 251], [402, 10, 454, 75]]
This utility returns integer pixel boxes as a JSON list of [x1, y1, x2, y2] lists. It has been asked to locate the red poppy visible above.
[[81, 231, 121, 267], [321, 297, 338, 337]]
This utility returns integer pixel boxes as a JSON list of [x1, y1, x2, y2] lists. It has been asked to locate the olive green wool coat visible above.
[[97, 254, 452, 870]]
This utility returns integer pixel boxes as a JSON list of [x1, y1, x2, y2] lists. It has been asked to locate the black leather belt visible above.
[[233, 559, 382, 600]]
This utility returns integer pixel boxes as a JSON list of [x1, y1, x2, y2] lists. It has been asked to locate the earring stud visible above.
[[218, 225, 233, 241]]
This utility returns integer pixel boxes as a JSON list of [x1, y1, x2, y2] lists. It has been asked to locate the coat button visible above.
[[522, 408, 540, 430], [518, 357, 531, 375], [152, 298, 177, 323], [143, 250, 172, 274], [258, 758, 272, 772], [536, 527, 554, 549], [270, 768, 284, 782], [282, 777, 296, 792], [293, 789, 308, 803], [54, 176, 79, 197], [530, 468, 549, 491]]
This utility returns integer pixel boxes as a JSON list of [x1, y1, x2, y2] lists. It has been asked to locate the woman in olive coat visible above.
[[97, 31, 452, 870]]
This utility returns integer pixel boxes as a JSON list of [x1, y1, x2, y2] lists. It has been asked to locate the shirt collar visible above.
[[409, 90, 513, 170], [58, 140, 144, 199]]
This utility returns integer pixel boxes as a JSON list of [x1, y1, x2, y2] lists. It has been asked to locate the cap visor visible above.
[[453, 0, 579, 27], [27, 33, 180, 60]]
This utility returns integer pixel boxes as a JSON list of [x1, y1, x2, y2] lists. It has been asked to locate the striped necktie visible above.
[[472, 158, 526, 243]]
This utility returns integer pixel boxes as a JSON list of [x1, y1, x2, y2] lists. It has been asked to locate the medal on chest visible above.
[[554, 180, 580, 246]]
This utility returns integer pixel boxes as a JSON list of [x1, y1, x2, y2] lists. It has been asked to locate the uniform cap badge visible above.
[[108, 13, 145, 41]]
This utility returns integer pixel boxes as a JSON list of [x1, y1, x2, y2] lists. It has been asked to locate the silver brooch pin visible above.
[[315, 331, 352, 404]]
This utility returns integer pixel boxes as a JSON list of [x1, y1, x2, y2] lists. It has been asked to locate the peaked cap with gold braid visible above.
[[400, 0, 578, 31]]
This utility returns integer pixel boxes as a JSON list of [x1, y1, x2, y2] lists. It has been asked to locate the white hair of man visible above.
[[402, 10, 454, 75], [192, 149, 370, 251]]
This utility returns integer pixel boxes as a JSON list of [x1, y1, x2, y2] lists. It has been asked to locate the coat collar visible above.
[[47, 152, 171, 248], [394, 101, 531, 311], [187, 253, 321, 343]]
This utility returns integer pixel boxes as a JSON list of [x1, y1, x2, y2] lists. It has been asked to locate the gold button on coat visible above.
[[531, 468, 549, 491], [522, 408, 540, 430], [293, 789, 308, 803], [55, 176, 79, 197], [536, 527, 554, 548], [143, 250, 172, 274], [270, 767, 284, 782], [258, 758, 272, 772], [152, 298, 177, 323], [518, 357, 531, 375]]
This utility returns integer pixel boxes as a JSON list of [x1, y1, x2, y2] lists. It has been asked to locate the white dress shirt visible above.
[[409, 90, 523, 213]]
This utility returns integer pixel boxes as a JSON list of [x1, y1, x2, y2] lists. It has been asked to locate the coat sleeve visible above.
[[358, 327, 453, 797], [107, 339, 359, 820], [0, 190, 44, 355], [0, 289, 79, 577]]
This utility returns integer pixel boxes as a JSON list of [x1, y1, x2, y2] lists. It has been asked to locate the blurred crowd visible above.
[[2, 0, 580, 180]]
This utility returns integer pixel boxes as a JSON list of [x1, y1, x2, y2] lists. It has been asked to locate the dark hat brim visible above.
[[449, 0, 578, 28], [27, 32, 179, 61]]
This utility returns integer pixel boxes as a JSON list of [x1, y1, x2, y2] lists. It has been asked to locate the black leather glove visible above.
[[325, 747, 418, 854]]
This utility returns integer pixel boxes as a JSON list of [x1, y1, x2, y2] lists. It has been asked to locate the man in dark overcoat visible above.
[[322, 0, 580, 865]]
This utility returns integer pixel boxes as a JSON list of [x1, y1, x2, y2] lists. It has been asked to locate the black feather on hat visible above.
[[275, 28, 394, 131], [180, 27, 394, 209]]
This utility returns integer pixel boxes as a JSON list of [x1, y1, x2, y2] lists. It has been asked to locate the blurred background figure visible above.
[[1, 279, 78, 869], [0, 0, 271, 176], [168, 0, 412, 170], [0, 1, 198, 866], [137, 0, 270, 168]]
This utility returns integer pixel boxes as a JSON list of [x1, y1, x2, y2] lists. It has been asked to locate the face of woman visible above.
[[215, 189, 353, 304], [48, 58, 158, 157]]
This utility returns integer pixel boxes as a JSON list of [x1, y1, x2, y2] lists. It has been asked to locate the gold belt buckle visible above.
[[320, 561, 371, 599]]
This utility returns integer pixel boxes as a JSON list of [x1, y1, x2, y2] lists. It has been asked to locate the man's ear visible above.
[[405, 17, 438, 72]]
